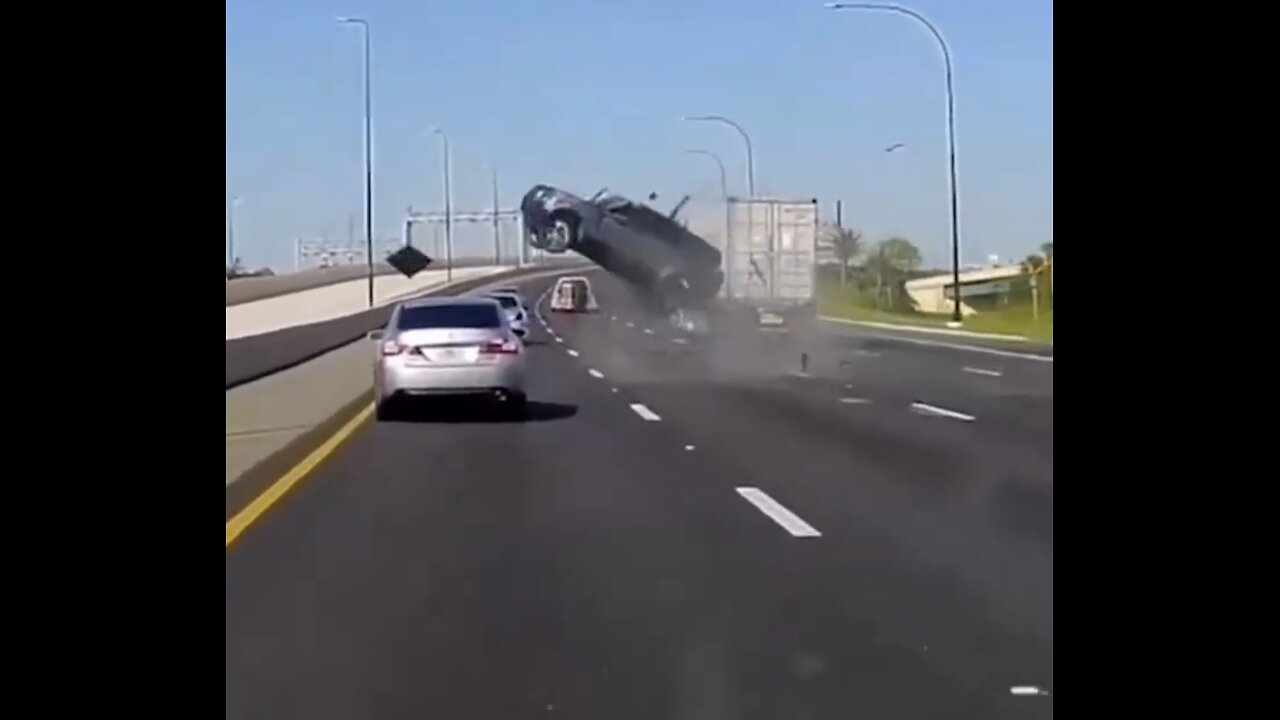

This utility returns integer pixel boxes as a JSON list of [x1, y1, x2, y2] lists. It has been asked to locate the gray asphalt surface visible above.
[[225, 273, 1054, 720]]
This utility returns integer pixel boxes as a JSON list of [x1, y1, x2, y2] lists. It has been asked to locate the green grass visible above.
[[818, 282, 1054, 343]]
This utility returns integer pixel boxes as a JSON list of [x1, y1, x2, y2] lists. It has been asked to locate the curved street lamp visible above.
[[682, 115, 756, 198], [337, 16, 375, 307], [825, 3, 964, 325], [431, 127, 454, 281]]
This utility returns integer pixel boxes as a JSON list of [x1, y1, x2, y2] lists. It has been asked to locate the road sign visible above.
[[387, 245, 432, 278]]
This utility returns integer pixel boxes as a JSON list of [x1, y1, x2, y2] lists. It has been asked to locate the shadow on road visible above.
[[387, 399, 578, 425]]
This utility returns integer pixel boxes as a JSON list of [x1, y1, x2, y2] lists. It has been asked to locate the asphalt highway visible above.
[[225, 273, 1054, 720]]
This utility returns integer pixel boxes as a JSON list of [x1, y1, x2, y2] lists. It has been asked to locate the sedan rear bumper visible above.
[[378, 360, 526, 399]]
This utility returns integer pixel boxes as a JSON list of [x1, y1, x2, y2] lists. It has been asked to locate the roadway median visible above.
[[226, 258, 508, 307]]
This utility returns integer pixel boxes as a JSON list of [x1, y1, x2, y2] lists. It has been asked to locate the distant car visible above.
[[486, 291, 530, 337], [491, 286, 524, 299], [550, 276, 599, 313], [371, 296, 527, 420]]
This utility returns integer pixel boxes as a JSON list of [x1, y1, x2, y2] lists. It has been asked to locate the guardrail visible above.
[[225, 262, 586, 390]]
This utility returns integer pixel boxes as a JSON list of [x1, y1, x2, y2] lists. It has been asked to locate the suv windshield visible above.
[[396, 304, 502, 329]]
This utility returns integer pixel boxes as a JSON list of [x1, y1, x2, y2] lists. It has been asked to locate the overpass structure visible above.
[[904, 264, 1027, 317]]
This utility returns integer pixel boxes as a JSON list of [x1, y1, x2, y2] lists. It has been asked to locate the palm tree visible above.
[[823, 226, 865, 285], [864, 237, 923, 309]]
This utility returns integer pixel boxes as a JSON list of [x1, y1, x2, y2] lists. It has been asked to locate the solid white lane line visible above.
[[588, 368, 604, 379], [735, 487, 822, 538], [853, 349, 881, 357], [839, 397, 872, 405], [963, 367, 1003, 377], [566, 349, 580, 357], [629, 403, 661, 421], [911, 402, 976, 422]]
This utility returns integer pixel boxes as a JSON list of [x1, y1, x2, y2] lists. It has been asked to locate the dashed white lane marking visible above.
[[588, 368, 604, 379], [629, 403, 661, 422], [1010, 686, 1049, 697], [644, 328, 654, 335], [554, 337, 564, 344], [566, 349, 580, 358], [839, 397, 872, 405], [735, 487, 822, 538], [611, 315, 618, 321], [963, 367, 1003, 377], [685, 445, 695, 451], [611, 388, 619, 393], [625, 321, 635, 328], [672, 338, 688, 345], [910, 402, 976, 422]]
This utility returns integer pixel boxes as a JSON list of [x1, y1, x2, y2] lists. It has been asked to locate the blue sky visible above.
[[225, 0, 1052, 271]]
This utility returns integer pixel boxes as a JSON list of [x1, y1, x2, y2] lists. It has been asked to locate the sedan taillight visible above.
[[381, 340, 407, 356], [479, 339, 520, 355]]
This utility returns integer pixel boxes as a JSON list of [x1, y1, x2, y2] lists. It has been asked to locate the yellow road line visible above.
[[225, 403, 374, 549]]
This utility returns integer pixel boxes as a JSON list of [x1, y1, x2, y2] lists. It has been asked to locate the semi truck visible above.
[[687, 196, 820, 334]]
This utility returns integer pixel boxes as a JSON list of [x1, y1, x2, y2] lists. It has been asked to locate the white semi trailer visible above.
[[686, 196, 820, 333]]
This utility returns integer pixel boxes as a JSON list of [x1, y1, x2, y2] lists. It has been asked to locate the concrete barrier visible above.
[[225, 263, 589, 390], [226, 267, 505, 340], [225, 258, 516, 307]]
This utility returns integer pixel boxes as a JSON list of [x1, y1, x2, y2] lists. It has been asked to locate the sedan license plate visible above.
[[420, 346, 471, 363]]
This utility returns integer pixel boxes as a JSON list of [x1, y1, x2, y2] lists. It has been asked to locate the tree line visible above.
[[820, 227, 1053, 312], [821, 227, 924, 310]]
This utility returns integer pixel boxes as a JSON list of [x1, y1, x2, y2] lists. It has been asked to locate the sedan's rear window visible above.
[[396, 304, 502, 329]]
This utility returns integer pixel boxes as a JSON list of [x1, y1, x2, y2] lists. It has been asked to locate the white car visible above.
[[549, 276, 599, 313], [486, 291, 530, 337], [371, 296, 527, 420]]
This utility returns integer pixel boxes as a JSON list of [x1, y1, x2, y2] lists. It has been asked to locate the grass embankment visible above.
[[818, 282, 1054, 343]]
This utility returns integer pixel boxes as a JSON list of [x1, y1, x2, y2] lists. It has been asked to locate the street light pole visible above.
[[682, 115, 756, 197], [432, 128, 454, 282], [486, 163, 501, 265], [687, 149, 732, 297], [826, 2, 964, 325], [227, 196, 240, 268], [687, 149, 727, 202], [338, 16, 375, 307]]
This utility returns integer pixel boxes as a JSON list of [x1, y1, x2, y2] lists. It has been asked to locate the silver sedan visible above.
[[370, 296, 528, 420]]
